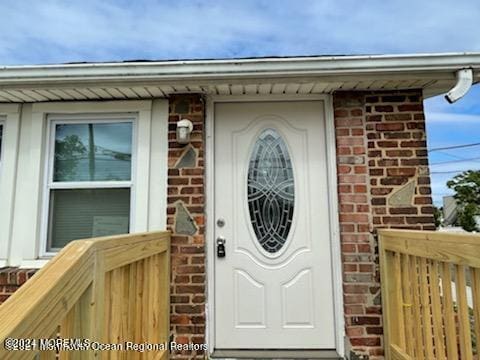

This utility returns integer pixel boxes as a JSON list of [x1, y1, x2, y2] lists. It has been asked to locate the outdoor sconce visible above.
[[176, 119, 193, 144]]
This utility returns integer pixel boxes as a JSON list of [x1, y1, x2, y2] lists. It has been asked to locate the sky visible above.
[[1, 0, 479, 206]]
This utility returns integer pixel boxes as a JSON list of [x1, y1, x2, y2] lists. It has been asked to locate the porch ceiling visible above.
[[0, 78, 463, 103], [0, 53, 479, 102]]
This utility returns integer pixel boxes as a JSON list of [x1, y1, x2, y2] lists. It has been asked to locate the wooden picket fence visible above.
[[0, 231, 170, 360], [380, 229, 480, 360]]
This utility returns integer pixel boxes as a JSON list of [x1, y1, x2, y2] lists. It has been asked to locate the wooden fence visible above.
[[379, 229, 480, 360], [0, 231, 170, 360]]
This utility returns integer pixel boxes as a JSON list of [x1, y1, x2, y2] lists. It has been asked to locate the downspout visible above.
[[445, 68, 473, 103]]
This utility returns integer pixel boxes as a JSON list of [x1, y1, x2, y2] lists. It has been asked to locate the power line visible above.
[[435, 151, 465, 160], [429, 142, 480, 152], [430, 156, 480, 165], [430, 169, 480, 174]]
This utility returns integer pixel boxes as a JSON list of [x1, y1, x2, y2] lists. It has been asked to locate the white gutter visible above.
[[0, 52, 479, 85], [445, 68, 473, 103]]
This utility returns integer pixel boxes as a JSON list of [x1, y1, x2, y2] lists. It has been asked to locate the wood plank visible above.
[[440, 262, 458, 360], [471, 267, 480, 357], [103, 236, 169, 271], [400, 254, 414, 356], [455, 265, 473, 360], [419, 257, 434, 359], [429, 260, 446, 360], [0, 245, 95, 357], [90, 254, 106, 360], [379, 240, 394, 360], [104, 270, 112, 344], [393, 252, 406, 349], [409, 256, 425, 360], [152, 350, 168, 360], [143, 257, 152, 360], [380, 232, 480, 268], [159, 250, 171, 345], [133, 260, 145, 360], [39, 330, 59, 360], [0, 231, 170, 360], [391, 344, 413, 360], [60, 284, 93, 360], [148, 255, 161, 360]]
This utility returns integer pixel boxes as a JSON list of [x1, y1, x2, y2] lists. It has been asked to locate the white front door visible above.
[[214, 101, 336, 349]]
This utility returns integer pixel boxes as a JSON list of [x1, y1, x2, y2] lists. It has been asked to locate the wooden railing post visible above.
[[59, 284, 93, 360], [378, 235, 396, 360], [158, 249, 171, 355], [90, 254, 106, 359]]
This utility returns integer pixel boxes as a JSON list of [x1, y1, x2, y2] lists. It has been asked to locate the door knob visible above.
[[217, 236, 226, 258]]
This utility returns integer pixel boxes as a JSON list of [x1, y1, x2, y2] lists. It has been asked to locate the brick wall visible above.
[[167, 94, 206, 359], [333, 90, 435, 359], [0, 267, 37, 305], [0, 91, 434, 360]]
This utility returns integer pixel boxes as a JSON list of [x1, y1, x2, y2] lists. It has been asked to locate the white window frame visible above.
[[41, 114, 137, 256]]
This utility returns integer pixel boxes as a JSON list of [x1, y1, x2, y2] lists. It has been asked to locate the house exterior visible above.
[[0, 53, 479, 359]]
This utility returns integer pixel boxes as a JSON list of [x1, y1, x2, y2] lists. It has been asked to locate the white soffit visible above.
[[0, 52, 479, 102]]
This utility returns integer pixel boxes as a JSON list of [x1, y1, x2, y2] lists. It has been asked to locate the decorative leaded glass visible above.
[[247, 129, 294, 253]]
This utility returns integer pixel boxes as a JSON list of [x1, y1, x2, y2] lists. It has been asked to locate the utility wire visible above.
[[430, 169, 480, 174], [435, 151, 465, 160], [430, 156, 480, 165], [429, 142, 480, 152]]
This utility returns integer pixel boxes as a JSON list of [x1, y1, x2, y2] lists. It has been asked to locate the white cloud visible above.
[[0, 0, 480, 64]]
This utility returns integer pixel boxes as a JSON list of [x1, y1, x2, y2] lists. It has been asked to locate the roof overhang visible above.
[[0, 52, 479, 102]]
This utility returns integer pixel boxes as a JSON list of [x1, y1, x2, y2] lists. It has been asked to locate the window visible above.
[[45, 117, 135, 252], [247, 128, 295, 254]]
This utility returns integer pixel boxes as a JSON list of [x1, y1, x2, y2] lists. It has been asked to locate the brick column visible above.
[[333, 90, 435, 359], [167, 94, 206, 359]]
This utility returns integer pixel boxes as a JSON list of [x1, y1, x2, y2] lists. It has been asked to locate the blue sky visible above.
[[1, 0, 479, 206]]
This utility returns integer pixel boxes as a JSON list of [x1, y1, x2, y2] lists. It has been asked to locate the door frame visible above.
[[205, 94, 344, 358]]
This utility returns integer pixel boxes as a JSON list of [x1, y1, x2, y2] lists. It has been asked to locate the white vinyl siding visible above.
[[0, 119, 4, 172], [0, 105, 21, 267]]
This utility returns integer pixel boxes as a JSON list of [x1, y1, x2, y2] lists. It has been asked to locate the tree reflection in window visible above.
[[53, 123, 132, 182]]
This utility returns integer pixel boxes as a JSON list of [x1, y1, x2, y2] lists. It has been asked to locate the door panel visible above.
[[214, 101, 335, 349]]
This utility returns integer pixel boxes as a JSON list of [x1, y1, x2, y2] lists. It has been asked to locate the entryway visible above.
[[212, 100, 339, 352]]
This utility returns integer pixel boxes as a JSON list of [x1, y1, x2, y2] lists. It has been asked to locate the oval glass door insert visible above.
[[247, 128, 295, 254]]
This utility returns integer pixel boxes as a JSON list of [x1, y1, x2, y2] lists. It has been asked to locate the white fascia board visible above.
[[0, 52, 480, 85]]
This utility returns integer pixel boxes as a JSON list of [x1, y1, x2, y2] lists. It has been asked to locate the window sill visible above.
[[18, 259, 50, 269]]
